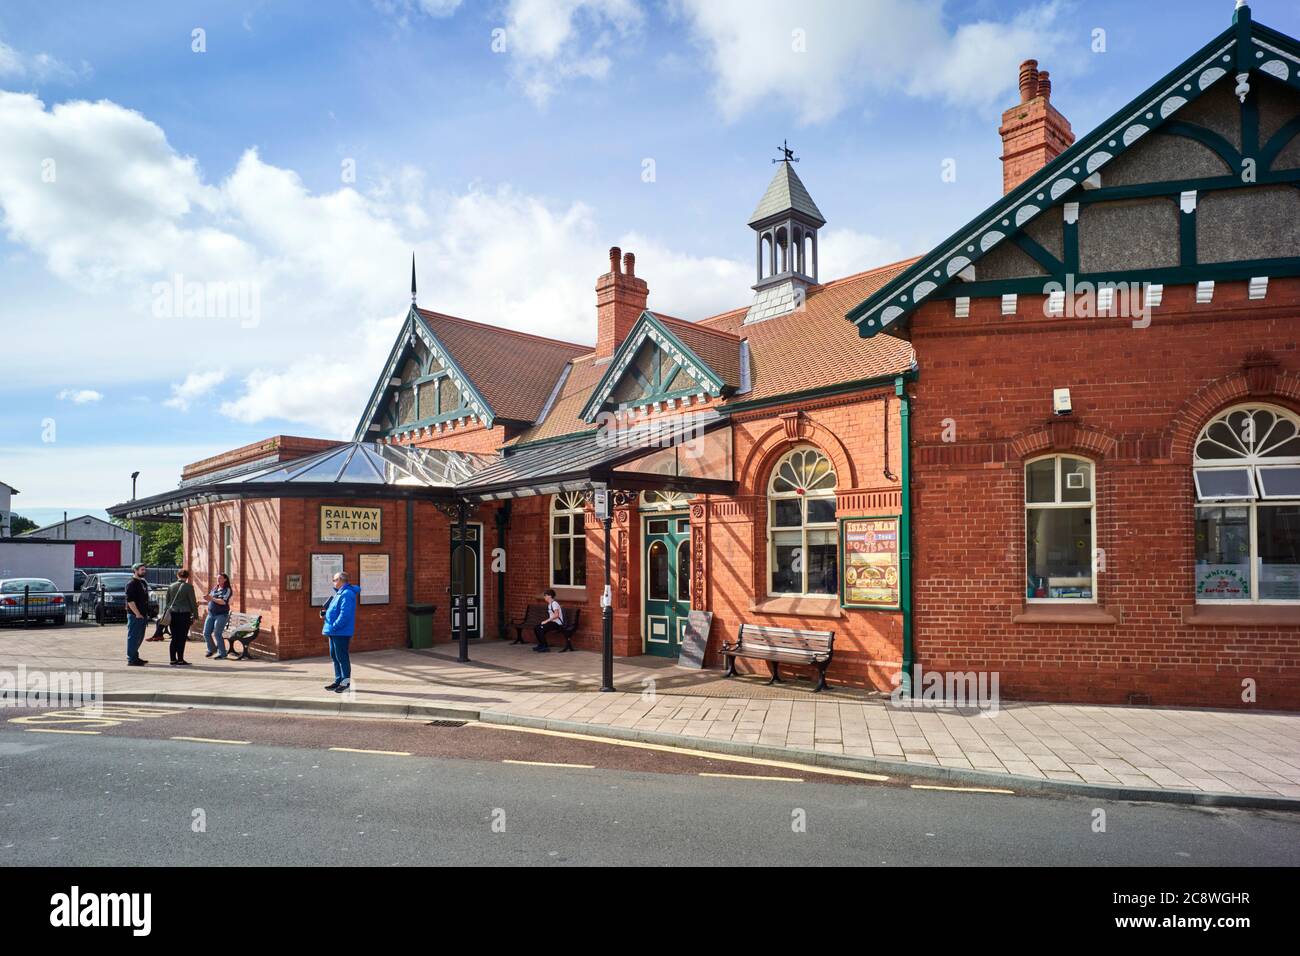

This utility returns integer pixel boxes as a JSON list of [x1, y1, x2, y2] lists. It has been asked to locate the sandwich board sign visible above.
[[677, 610, 713, 669]]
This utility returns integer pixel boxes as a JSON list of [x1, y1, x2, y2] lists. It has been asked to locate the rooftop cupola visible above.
[[745, 141, 825, 324]]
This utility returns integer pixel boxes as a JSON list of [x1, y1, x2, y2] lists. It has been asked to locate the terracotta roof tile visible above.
[[415, 309, 589, 424], [509, 258, 918, 446]]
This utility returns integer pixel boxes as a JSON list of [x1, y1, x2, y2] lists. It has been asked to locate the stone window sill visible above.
[[748, 596, 843, 619], [1012, 604, 1120, 625], [1183, 605, 1299, 626]]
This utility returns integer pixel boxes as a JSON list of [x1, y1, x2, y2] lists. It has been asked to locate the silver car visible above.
[[0, 578, 68, 625]]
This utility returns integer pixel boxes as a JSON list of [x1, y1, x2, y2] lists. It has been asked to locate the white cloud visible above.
[[0, 86, 907, 440], [676, 0, 1067, 122], [0, 39, 83, 84], [504, 0, 644, 104], [56, 388, 103, 404], [164, 370, 227, 411]]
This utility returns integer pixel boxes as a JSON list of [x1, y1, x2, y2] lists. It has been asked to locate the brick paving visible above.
[[3, 626, 1299, 799]]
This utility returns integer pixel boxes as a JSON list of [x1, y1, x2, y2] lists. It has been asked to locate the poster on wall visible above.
[[320, 505, 382, 544], [311, 553, 344, 607], [358, 554, 390, 606], [840, 516, 901, 609]]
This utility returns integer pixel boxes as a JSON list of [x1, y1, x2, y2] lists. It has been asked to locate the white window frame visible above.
[[1193, 404, 1300, 606], [221, 523, 234, 577], [549, 492, 587, 589], [1024, 454, 1097, 604], [766, 445, 838, 597]]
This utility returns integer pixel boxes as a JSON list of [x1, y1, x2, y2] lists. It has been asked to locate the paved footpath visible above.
[[3, 626, 1300, 806]]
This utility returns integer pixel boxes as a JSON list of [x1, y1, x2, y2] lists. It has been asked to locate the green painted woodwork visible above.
[[643, 512, 691, 658]]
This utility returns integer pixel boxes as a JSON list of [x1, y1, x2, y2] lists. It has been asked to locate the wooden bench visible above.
[[722, 623, 835, 692], [509, 604, 582, 652], [224, 612, 262, 660]]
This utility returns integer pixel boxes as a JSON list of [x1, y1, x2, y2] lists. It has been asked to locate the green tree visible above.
[[8, 514, 38, 536], [143, 523, 183, 566]]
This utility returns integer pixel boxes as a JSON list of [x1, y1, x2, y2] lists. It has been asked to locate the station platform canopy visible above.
[[108, 411, 737, 521]]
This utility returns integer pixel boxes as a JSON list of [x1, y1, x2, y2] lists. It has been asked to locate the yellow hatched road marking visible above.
[[479, 723, 889, 781], [171, 736, 249, 745], [23, 728, 101, 735], [699, 772, 802, 782], [329, 746, 411, 756], [502, 759, 595, 769], [911, 784, 1015, 794]]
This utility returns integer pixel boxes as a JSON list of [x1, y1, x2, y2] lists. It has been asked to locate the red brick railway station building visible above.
[[114, 5, 1300, 709]]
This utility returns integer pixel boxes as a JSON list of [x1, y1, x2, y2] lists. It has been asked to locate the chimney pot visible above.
[[1018, 59, 1039, 103], [623, 251, 635, 277], [1001, 59, 1073, 194], [609, 246, 622, 274]]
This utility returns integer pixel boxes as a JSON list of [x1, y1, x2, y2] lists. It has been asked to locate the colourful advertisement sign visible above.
[[841, 516, 901, 609]]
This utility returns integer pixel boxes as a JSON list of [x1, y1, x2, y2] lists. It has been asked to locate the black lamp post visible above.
[[601, 511, 614, 692], [130, 471, 140, 565]]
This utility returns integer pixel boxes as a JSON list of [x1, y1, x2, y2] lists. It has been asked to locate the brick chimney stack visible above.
[[595, 246, 648, 358], [999, 59, 1074, 194]]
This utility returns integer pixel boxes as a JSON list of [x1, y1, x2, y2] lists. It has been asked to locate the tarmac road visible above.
[[1, 704, 1298, 866]]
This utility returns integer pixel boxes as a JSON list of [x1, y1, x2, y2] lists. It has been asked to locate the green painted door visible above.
[[643, 513, 691, 658]]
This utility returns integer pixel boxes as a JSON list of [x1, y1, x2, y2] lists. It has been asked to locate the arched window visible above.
[[768, 446, 837, 596], [1193, 404, 1300, 604], [1025, 455, 1095, 602], [550, 492, 587, 588]]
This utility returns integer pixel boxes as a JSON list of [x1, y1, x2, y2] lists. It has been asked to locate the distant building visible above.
[[22, 514, 140, 568], [0, 482, 16, 537]]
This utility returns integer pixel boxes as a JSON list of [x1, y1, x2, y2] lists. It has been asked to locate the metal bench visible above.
[[509, 604, 549, 644], [510, 604, 582, 652], [722, 623, 835, 692], [224, 612, 262, 660]]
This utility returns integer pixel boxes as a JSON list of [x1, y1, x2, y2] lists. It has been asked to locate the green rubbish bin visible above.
[[407, 603, 437, 649]]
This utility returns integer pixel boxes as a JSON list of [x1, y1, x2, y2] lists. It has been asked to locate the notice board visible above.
[[677, 610, 713, 669], [840, 516, 901, 609]]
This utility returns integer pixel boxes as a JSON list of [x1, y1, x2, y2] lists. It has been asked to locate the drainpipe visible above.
[[896, 374, 914, 698]]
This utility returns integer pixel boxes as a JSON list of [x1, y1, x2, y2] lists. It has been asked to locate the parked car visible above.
[[0, 578, 68, 625], [78, 572, 160, 624], [73, 569, 88, 591]]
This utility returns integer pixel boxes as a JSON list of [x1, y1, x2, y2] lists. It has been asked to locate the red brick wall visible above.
[[907, 277, 1300, 708]]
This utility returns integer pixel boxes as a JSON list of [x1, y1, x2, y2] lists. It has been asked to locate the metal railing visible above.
[[0, 585, 167, 629]]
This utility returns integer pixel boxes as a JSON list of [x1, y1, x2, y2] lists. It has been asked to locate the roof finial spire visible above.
[[773, 139, 798, 164], [410, 252, 417, 306]]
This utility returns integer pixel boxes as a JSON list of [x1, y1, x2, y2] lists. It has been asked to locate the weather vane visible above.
[[773, 139, 798, 164]]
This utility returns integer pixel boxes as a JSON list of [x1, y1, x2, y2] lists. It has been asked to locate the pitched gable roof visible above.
[[511, 259, 917, 447], [579, 311, 741, 421], [846, 4, 1300, 338], [416, 310, 588, 423], [353, 307, 588, 440], [748, 161, 826, 226]]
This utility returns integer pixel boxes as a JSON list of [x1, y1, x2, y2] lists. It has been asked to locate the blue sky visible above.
[[1, 0, 1296, 524]]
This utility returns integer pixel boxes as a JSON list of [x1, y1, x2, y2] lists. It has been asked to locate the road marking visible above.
[[9, 704, 181, 729], [910, 784, 1015, 795], [699, 772, 802, 782], [479, 723, 890, 781], [23, 728, 101, 736], [171, 736, 250, 746], [328, 747, 411, 757], [502, 759, 595, 769]]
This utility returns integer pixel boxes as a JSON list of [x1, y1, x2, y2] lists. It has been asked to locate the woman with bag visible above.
[[163, 569, 198, 666]]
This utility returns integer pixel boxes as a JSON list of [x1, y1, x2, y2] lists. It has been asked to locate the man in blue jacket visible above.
[[321, 570, 360, 692]]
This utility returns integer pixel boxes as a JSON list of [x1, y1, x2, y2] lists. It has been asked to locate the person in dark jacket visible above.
[[320, 571, 360, 692], [163, 569, 198, 666], [124, 564, 152, 666]]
